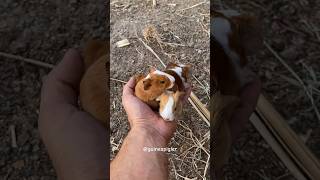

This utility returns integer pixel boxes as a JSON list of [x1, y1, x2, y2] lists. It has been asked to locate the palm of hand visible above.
[[122, 77, 177, 141]]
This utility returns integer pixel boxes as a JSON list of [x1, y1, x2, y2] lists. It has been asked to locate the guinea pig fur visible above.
[[79, 39, 109, 126], [157, 90, 185, 121], [212, 10, 262, 96], [134, 67, 175, 109], [165, 63, 192, 91]]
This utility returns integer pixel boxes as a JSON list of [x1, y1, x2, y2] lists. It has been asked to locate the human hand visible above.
[[122, 77, 191, 144], [38, 49, 107, 180], [229, 75, 261, 142]]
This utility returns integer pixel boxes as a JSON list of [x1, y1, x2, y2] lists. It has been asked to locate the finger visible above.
[[51, 49, 84, 91], [239, 77, 261, 111], [229, 104, 253, 141], [122, 77, 137, 110], [41, 49, 84, 107], [229, 77, 261, 141], [122, 77, 136, 97]]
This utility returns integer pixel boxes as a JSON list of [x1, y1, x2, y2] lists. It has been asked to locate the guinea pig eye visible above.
[[160, 80, 165, 84]]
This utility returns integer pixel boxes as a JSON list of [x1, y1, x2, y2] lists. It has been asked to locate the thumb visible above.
[[41, 49, 84, 107]]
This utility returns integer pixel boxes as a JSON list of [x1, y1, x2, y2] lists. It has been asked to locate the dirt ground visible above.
[[110, 0, 210, 179], [216, 0, 320, 179], [1, 0, 319, 180], [0, 1, 106, 179]]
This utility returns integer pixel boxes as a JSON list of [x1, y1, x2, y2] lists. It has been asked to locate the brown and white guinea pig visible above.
[[211, 10, 262, 179], [156, 90, 185, 121], [157, 63, 192, 121], [79, 39, 109, 126], [212, 10, 262, 96], [134, 67, 175, 110]]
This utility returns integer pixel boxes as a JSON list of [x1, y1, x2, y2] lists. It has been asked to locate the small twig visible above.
[[9, 125, 17, 148], [264, 41, 320, 122], [178, 1, 208, 12], [203, 151, 210, 178], [152, 0, 157, 7], [193, 74, 210, 98], [110, 78, 127, 84], [138, 38, 166, 67], [169, 158, 179, 180], [0, 52, 54, 69], [162, 42, 187, 47]]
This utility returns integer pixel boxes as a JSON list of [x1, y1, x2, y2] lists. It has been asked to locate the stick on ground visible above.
[[0, 52, 54, 69], [9, 125, 18, 148]]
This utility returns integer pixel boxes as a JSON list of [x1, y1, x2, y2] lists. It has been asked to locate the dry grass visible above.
[[110, 26, 210, 180], [215, 0, 320, 179], [110, 0, 210, 179]]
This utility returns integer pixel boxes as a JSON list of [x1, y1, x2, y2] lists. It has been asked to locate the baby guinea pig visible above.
[[156, 90, 185, 121], [135, 67, 175, 110]]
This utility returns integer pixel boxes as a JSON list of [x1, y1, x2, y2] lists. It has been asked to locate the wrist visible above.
[[129, 125, 168, 147], [111, 125, 169, 180]]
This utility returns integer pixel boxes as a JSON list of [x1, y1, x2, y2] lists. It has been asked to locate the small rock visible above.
[[32, 144, 40, 152], [13, 160, 24, 169], [70, 0, 77, 4], [22, 144, 31, 152], [0, 159, 5, 167], [280, 46, 299, 60], [265, 70, 272, 79], [30, 154, 39, 161], [41, 176, 55, 180], [272, 38, 285, 51], [18, 132, 29, 146], [30, 176, 40, 180]]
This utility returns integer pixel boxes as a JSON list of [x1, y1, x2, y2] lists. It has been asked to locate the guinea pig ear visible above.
[[149, 67, 156, 73], [135, 74, 145, 83], [232, 15, 263, 55], [182, 64, 192, 80]]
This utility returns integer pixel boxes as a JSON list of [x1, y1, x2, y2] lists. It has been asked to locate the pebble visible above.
[[13, 160, 24, 169], [32, 145, 40, 152], [280, 46, 299, 60], [22, 144, 31, 152], [0, 159, 5, 167]]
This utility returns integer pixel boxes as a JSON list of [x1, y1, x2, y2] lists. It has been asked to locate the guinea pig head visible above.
[[212, 10, 262, 65], [166, 63, 192, 82], [211, 10, 262, 95], [157, 91, 185, 121], [142, 67, 175, 93]]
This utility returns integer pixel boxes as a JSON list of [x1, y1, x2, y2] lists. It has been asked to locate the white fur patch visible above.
[[159, 93, 175, 121], [212, 17, 231, 52], [217, 10, 240, 18], [153, 70, 175, 82], [213, 17, 244, 81], [145, 70, 175, 88], [169, 66, 186, 83]]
